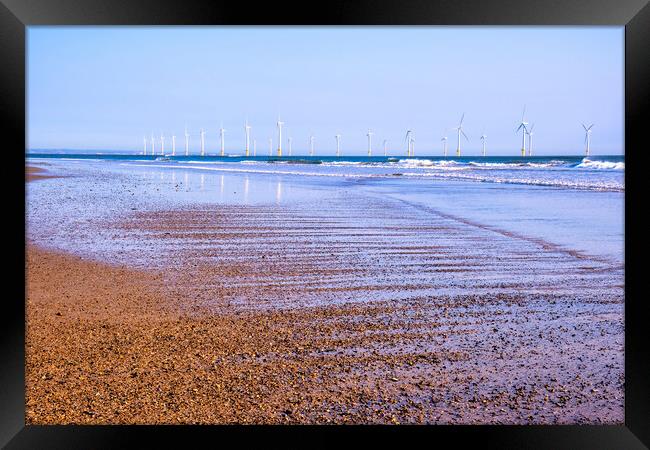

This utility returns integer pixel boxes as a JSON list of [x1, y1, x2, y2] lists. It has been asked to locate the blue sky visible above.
[[27, 26, 623, 155]]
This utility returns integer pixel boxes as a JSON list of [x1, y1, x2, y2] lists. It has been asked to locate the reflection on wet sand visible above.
[[25, 160, 624, 424], [276, 180, 282, 204]]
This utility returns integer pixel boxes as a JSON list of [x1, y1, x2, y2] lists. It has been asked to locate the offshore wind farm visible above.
[[26, 26, 623, 425], [136, 109, 600, 160], [58, 104, 622, 194]]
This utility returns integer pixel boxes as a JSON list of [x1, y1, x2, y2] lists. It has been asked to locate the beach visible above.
[[25, 158, 624, 424]]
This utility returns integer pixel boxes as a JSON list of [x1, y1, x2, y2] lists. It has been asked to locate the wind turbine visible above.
[[269, 137, 273, 156], [288, 137, 292, 156], [582, 123, 594, 156], [366, 129, 373, 157], [480, 131, 487, 157], [143, 136, 147, 156], [441, 133, 448, 157], [160, 133, 165, 155], [244, 120, 252, 157], [219, 123, 226, 157], [171, 134, 176, 156], [150, 132, 155, 156], [526, 124, 535, 156], [405, 130, 413, 157], [516, 105, 528, 157], [383, 139, 388, 156], [453, 114, 468, 157], [309, 134, 315, 156], [200, 128, 206, 157], [184, 126, 189, 156], [276, 116, 284, 157], [335, 134, 341, 157]]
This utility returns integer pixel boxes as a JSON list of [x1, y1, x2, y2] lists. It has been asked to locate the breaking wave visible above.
[[574, 158, 625, 170]]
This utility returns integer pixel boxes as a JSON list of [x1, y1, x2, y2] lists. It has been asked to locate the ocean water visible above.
[[28, 153, 624, 192], [27, 153, 624, 265]]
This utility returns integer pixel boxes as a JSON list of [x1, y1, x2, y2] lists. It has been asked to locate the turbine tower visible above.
[[143, 136, 147, 156], [276, 117, 284, 157], [269, 137, 273, 156], [172, 134, 176, 156], [219, 123, 226, 157], [453, 114, 468, 157], [288, 137, 292, 156], [526, 124, 535, 156], [184, 126, 189, 156], [200, 128, 206, 157], [335, 134, 341, 157], [480, 132, 487, 157], [383, 139, 388, 156], [441, 134, 448, 157], [405, 130, 413, 157], [516, 105, 528, 157], [366, 129, 373, 157], [582, 123, 594, 156], [244, 120, 251, 157], [160, 133, 165, 155], [309, 134, 315, 156], [150, 132, 155, 156]]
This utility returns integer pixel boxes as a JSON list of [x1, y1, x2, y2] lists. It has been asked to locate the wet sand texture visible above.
[[27, 165, 59, 181], [26, 166, 624, 424]]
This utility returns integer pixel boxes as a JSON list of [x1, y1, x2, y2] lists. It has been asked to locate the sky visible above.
[[27, 26, 624, 156]]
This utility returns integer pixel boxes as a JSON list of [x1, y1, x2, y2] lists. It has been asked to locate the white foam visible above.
[[324, 161, 365, 166], [575, 158, 625, 170], [399, 171, 624, 192], [398, 158, 435, 167], [396, 159, 466, 170]]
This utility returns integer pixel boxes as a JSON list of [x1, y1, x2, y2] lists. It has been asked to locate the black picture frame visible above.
[[3, 0, 648, 447]]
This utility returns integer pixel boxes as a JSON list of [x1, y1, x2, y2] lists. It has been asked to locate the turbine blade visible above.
[[459, 113, 465, 126], [461, 130, 469, 141], [582, 123, 587, 131]]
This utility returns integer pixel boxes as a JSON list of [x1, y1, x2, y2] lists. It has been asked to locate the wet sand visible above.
[[25, 164, 624, 424], [26, 165, 59, 182]]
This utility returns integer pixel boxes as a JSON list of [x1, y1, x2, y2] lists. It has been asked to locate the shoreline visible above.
[[27, 164, 61, 182], [25, 155, 625, 194], [25, 164, 624, 424]]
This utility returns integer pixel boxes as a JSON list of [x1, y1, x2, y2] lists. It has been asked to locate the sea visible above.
[[26, 152, 624, 265], [27, 152, 624, 192]]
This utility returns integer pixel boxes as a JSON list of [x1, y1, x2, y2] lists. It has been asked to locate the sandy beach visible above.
[[26, 165, 59, 182], [25, 162, 624, 424]]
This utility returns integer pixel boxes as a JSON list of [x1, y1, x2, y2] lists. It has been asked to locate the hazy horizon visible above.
[[28, 26, 624, 156]]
